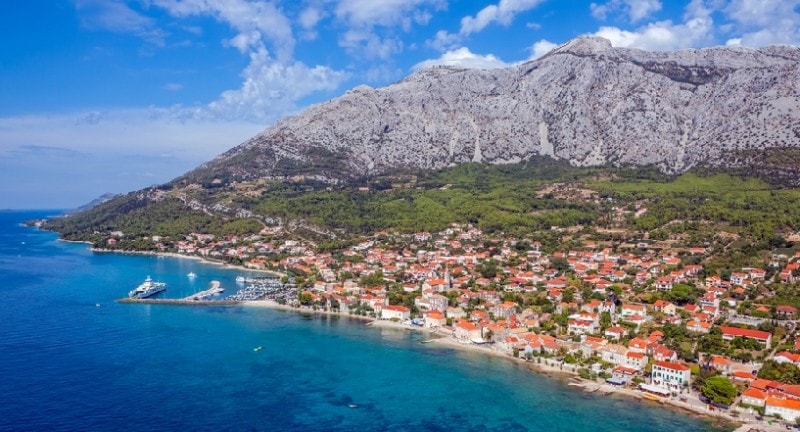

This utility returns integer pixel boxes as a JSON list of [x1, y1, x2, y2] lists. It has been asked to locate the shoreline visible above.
[[89, 247, 287, 277], [72, 245, 770, 430], [238, 300, 754, 430]]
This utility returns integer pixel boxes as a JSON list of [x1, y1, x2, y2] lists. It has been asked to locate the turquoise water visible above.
[[0, 211, 733, 431]]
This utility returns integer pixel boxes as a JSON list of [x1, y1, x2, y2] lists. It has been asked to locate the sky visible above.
[[1, 0, 799, 209]]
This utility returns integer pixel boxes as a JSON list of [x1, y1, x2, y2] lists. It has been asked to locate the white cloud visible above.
[[722, 0, 800, 46], [460, 0, 545, 36], [205, 47, 350, 121], [339, 30, 404, 59], [298, 6, 325, 40], [139, 1, 350, 123], [426, 30, 461, 51], [529, 39, 558, 59], [588, 0, 713, 50], [299, 6, 324, 29], [334, 0, 445, 28], [332, 0, 444, 60], [75, 0, 167, 46], [426, 0, 545, 51], [150, 0, 295, 60], [590, 0, 662, 22], [413, 47, 509, 70]]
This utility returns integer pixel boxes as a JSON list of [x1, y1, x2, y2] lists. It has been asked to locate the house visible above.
[[653, 345, 678, 362], [381, 305, 410, 321], [685, 320, 712, 333], [625, 351, 647, 371], [628, 337, 648, 354], [777, 305, 798, 319], [720, 326, 772, 348], [652, 300, 677, 316], [568, 313, 598, 335], [620, 303, 647, 319], [424, 310, 447, 328], [709, 356, 732, 375], [454, 320, 482, 343], [651, 361, 691, 390], [741, 388, 767, 407], [774, 351, 800, 366], [766, 396, 800, 422], [604, 326, 627, 340], [655, 276, 673, 291], [599, 344, 629, 366], [493, 301, 518, 319]]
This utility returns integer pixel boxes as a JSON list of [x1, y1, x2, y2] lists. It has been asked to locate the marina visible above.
[[181, 280, 224, 301]]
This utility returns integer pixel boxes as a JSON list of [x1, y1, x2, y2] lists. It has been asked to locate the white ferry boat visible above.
[[128, 276, 167, 299]]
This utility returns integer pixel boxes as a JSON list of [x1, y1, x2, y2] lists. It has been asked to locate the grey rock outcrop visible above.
[[184, 37, 800, 184]]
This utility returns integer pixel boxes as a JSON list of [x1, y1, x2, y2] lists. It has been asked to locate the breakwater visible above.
[[117, 298, 241, 306]]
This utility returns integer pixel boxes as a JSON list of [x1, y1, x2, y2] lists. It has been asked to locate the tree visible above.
[[298, 292, 313, 305], [600, 311, 612, 331], [758, 360, 800, 384], [666, 283, 699, 305], [700, 376, 738, 406]]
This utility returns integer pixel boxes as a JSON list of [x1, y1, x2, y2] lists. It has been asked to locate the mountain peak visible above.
[[178, 40, 800, 187], [553, 36, 613, 56]]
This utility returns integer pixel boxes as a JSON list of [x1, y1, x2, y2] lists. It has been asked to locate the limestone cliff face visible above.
[[184, 37, 800, 184]]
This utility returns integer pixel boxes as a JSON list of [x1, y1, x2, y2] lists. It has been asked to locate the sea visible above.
[[0, 210, 734, 432]]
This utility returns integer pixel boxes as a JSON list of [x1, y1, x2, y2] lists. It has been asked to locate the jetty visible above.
[[118, 297, 240, 306], [181, 280, 224, 301]]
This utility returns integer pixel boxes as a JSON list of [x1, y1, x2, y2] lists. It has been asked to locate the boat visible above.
[[253, 346, 263, 352], [235, 276, 246, 283], [187, 272, 197, 278], [128, 276, 167, 299], [349, 404, 358, 408]]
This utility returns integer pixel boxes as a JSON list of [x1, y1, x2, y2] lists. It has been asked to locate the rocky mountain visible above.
[[180, 36, 800, 187], [63, 193, 121, 216]]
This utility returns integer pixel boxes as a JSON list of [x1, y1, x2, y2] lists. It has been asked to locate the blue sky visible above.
[[1, 0, 799, 208]]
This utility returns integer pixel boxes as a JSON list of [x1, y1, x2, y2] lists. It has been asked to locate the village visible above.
[[120, 221, 800, 429]]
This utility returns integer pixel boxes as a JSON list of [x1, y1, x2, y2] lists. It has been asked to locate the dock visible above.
[[181, 280, 224, 301], [118, 298, 240, 306]]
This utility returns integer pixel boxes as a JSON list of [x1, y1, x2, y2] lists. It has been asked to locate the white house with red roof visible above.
[[423, 310, 446, 328], [652, 300, 676, 316], [620, 303, 647, 319], [653, 345, 677, 362], [774, 351, 800, 366], [381, 305, 410, 321], [766, 396, 800, 422], [604, 326, 627, 340], [651, 361, 691, 389], [454, 320, 482, 343], [720, 326, 772, 348], [568, 313, 598, 335]]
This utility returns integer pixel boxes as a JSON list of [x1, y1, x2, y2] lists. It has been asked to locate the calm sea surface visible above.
[[0, 210, 733, 431]]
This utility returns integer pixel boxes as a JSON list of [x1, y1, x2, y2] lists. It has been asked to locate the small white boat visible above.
[[187, 272, 197, 278], [253, 346, 263, 352], [349, 404, 358, 409], [236, 276, 246, 283]]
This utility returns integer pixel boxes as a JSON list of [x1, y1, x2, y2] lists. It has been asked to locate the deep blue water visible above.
[[0, 211, 733, 431]]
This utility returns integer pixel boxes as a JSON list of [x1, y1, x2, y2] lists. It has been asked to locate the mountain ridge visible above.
[[177, 36, 800, 188]]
